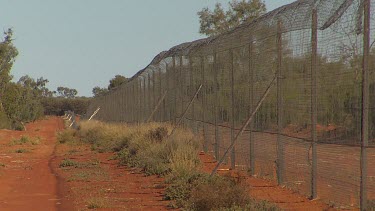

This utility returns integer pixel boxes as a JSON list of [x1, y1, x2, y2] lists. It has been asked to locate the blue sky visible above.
[[0, 0, 294, 96]]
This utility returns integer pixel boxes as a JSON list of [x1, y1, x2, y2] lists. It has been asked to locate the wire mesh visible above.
[[85, 0, 375, 208]]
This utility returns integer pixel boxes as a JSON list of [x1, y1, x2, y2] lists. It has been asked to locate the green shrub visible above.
[[146, 126, 168, 142], [41, 97, 90, 116], [111, 136, 130, 152], [368, 200, 375, 211], [0, 111, 11, 129], [217, 200, 280, 211], [15, 148, 28, 153], [10, 136, 31, 145], [164, 173, 204, 208], [57, 130, 76, 143], [187, 175, 250, 210], [116, 148, 138, 166], [70, 120, 280, 211], [86, 197, 108, 209], [10, 136, 40, 145], [59, 159, 78, 168]]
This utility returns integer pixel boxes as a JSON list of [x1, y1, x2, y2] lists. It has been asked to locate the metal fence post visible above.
[[148, 73, 152, 122], [134, 82, 137, 123], [143, 77, 147, 122], [134, 80, 138, 124], [248, 41, 255, 175], [311, 8, 318, 200], [166, 62, 171, 122], [127, 84, 130, 123], [159, 67, 163, 122], [276, 20, 284, 185], [139, 78, 143, 123], [214, 52, 220, 160], [189, 57, 197, 134], [361, 0, 370, 210], [180, 56, 184, 125], [201, 56, 208, 152], [230, 49, 236, 170], [125, 85, 129, 122], [172, 56, 177, 124], [152, 70, 156, 122], [130, 83, 135, 123]]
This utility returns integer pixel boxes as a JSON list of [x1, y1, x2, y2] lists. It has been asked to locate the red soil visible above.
[[0, 116, 68, 211]]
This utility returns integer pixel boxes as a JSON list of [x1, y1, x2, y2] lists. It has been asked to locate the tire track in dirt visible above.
[[0, 117, 69, 211]]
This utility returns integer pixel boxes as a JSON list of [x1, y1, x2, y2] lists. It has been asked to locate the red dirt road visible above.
[[0, 117, 66, 211]]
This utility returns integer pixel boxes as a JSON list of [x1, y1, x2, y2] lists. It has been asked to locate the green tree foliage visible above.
[[0, 29, 44, 129], [92, 75, 127, 97], [0, 29, 89, 129], [108, 75, 128, 90], [92, 86, 109, 97], [57, 86, 78, 98], [0, 29, 18, 106], [2, 82, 44, 129], [198, 0, 266, 36], [41, 97, 90, 116], [18, 75, 54, 97]]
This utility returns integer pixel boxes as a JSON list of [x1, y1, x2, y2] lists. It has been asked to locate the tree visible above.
[[198, 0, 266, 36], [57, 86, 78, 98], [108, 75, 128, 90], [0, 29, 18, 102], [18, 75, 54, 97], [92, 86, 109, 97], [92, 75, 127, 97]]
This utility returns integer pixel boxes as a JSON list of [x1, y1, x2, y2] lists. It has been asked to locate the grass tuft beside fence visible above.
[[58, 120, 279, 210]]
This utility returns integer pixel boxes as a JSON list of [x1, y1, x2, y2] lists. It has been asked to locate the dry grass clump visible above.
[[58, 120, 280, 211], [368, 200, 375, 211], [188, 175, 250, 210], [86, 196, 110, 209], [57, 129, 77, 144], [10, 135, 41, 145]]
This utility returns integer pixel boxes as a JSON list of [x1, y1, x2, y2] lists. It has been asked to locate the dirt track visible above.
[[0, 117, 66, 211]]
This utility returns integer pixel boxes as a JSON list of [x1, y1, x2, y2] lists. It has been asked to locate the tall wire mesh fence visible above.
[[85, 0, 375, 209]]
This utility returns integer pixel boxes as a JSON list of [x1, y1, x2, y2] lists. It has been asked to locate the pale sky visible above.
[[0, 0, 295, 96]]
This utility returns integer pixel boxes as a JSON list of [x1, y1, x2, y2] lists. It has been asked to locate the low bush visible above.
[[10, 136, 40, 145], [216, 200, 280, 211], [57, 129, 77, 144], [15, 148, 28, 153], [59, 159, 79, 168], [60, 120, 280, 210], [86, 197, 108, 209], [368, 200, 375, 211], [188, 175, 250, 210]]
